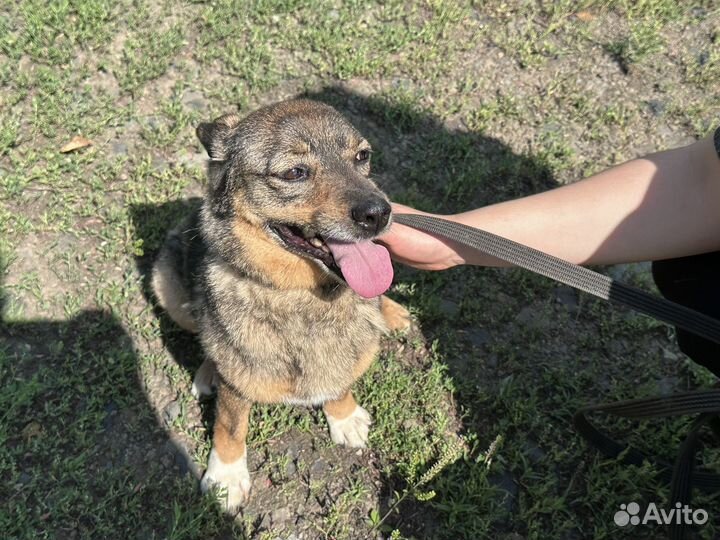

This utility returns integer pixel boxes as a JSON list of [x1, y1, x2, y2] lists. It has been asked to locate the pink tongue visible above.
[[325, 239, 394, 298]]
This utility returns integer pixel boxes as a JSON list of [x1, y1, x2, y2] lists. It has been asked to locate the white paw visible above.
[[191, 362, 217, 399], [200, 448, 251, 513], [325, 405, 372, 448]]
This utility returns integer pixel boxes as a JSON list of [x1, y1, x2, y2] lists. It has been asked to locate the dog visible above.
[[151, 99, 411, 511]]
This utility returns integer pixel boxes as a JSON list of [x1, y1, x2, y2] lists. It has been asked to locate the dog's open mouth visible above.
[[270, 223, 393, 298], [271, 224, 336, 268]]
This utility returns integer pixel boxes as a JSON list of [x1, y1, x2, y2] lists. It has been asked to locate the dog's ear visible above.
[[196, 114, 243, 217], [196, 113, 242, 161]]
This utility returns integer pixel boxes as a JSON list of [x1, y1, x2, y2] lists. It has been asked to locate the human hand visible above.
[[377, 203, 465, 270]]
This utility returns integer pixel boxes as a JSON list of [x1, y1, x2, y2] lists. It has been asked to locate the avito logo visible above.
[[614, 502, 708, 527]]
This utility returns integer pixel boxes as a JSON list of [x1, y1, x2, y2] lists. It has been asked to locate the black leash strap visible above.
[[394, 213, 720, 538], [394, 214, 720, 345]]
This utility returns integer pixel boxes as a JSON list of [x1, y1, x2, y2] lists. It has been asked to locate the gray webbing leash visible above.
[[394, 213, 720, 345]]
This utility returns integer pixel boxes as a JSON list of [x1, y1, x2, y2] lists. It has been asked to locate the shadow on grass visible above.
[[0, 298, 234, 538]]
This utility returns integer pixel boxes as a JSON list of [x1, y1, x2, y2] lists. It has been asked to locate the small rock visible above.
[[646, 100, 665, 116], [309, 458, 328, 478], [284, 460, 297, 477], [554, 286, 578, 309], [163, 400, 181, 426], [181, 90, 208, 112], [439, 299, 459, 318]]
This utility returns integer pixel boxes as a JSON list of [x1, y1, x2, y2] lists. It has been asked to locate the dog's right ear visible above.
[[197, 113, 242, 217], [196, 113, 242, 161]]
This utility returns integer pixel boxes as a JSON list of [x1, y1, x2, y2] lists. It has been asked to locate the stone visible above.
[[554, 286, 578, 309], [309, 458, 328, 478], [181, 90, 208, 112], [646, 100, 665, 116], [439, 299, 460, 318], [163, 400, 181, 426]]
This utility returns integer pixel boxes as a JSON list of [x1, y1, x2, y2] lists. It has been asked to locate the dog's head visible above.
[[197, 99, 393, 298]]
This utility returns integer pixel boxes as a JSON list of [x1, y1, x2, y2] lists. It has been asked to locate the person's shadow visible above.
[[0, 276, 234, 538]]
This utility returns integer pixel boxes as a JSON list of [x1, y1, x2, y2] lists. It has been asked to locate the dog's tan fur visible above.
[[152, 99, 410, 511]]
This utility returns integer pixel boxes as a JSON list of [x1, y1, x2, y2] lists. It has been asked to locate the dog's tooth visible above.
[[309, 238, 323, 248]]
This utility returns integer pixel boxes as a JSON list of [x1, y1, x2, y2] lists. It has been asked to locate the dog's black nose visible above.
[[351, 199, 391, 234]]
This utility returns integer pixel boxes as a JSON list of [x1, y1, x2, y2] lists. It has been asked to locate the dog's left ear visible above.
[[196, 113, 242, 161]]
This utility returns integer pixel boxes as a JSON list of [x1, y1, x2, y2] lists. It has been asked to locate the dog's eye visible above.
[[355, 149, 371, 162], [281, 166, 309, 181]]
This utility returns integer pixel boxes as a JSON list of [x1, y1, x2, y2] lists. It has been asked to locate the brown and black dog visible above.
[[152, 99, 410, 511]]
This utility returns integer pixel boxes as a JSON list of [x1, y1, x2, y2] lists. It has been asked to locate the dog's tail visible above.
[[152, 227, 199, 334]]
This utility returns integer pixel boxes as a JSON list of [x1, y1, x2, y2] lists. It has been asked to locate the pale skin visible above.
[[378, 135, 720, 270]]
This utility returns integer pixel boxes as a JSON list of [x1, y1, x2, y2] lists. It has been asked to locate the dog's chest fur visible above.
[[199, 260, 386, 404]]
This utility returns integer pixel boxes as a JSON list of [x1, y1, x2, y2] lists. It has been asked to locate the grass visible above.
[[1, 0, 720, 539]]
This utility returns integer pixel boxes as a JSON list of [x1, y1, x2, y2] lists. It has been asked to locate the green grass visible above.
[[1, 0, 719, 538]]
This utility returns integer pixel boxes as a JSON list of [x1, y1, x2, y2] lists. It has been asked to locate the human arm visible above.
[[378, 134, 720, 270]]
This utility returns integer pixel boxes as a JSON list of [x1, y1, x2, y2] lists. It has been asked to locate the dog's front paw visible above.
[[381, 296, 411, 332], [326, 405, 372, 448], [200, 448, 251, 513]]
